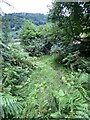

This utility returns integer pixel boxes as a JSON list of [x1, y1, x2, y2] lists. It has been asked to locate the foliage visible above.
[[1, 93, 23, 118], [2, 13, 47, 32], [17, 56, 90, 119], [1, 13, 47, 39], [19, 21, 53, 56], [53, 47, 90, 73], [47, 1, 90, 72], [1, 15, 11, 44], [18, 61, 60, 118], [19, 20, 37, 45], [1, 41, 36, 119], [62, 50, 90, 72], [48, 1, 90, 54], [1, 2, 90, 119], [1, 39, 89, 119]]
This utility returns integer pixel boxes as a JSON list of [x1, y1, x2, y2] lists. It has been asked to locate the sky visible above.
[[0, 0, 52, 14]]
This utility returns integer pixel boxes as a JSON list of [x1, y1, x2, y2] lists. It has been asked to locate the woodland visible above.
[[0, 1, 90, 119]]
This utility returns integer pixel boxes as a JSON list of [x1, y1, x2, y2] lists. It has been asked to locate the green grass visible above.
[[38, 54, 72, 78], [19, 54, 89, 118]]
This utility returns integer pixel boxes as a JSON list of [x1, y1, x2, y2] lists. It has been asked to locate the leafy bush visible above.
[[62, 51, 90, 73], [51, 43, 90, 73], [1, 42, 36, 118], [25, 38, 45, 57], [50, 72, 89, 119], [19, 20, 37, 46], [19, 21, 53, 56]]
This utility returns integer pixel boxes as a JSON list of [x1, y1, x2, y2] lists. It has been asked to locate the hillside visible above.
[[2, 13, 47, 30], [2, 13, 47, 39]]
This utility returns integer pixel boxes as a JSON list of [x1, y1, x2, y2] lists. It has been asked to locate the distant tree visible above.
[[2, 15, 11, 44]]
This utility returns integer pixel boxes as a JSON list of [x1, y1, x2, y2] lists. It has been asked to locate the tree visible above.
[[1, 15, 11, 44], [19, 20, 37, 45], [48, 1, 90, 47]]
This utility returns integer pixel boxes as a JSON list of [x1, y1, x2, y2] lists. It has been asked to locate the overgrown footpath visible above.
[[1, 41, 90, 119], [1, 1, 90, 119]]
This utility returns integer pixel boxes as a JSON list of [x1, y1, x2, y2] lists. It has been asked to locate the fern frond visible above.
[[1, 93, 23, 118], [75, 103, 89, 119]]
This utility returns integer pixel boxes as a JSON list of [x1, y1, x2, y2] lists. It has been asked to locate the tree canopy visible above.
[[48, 2, 90, 45]]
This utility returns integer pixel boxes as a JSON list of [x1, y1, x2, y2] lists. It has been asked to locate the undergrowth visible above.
[[1, 43, 90, 119]]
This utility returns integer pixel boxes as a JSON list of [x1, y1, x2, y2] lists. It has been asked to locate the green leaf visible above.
[[50, 112, 60, 118]]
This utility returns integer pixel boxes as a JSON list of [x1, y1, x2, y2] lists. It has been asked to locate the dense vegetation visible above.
[[3, 13, 47, 29], [0, 1, 90, 119], [2, 13, 47, 39]]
